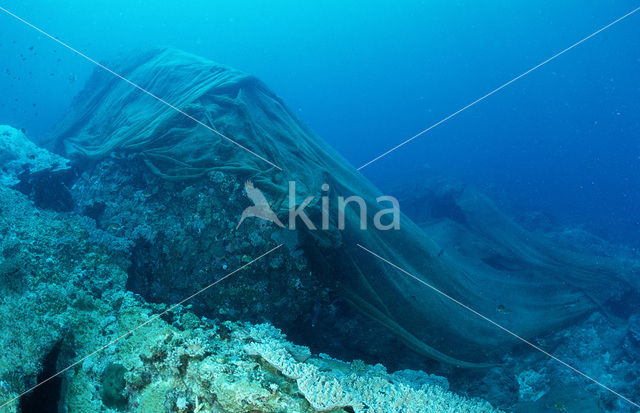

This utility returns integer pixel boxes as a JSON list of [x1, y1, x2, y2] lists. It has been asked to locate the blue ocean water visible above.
[[1, 0, 639, 247]]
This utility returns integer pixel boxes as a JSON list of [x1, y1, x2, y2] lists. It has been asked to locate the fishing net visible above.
[[50, 48, 636, 366]]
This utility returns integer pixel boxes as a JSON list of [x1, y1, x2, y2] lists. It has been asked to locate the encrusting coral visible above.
[[242, 325, 500, 412]]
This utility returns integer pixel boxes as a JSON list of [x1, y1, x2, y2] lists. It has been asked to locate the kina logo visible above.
[[236, 181, 285, 229], [236, 180, 400, 231]]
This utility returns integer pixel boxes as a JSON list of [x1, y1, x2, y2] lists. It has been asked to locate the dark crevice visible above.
[[13, 167, 76, 212], [19, 341, 63, 413], [125, 238, 154, 300], [81, 201, 107, 224]]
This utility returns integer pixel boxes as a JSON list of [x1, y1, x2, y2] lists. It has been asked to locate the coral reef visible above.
[[0, 124, 501, 412], [243, 326, 498, 412]]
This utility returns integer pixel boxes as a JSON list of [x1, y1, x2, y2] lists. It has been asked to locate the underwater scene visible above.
[[1, 1, 639, 412]]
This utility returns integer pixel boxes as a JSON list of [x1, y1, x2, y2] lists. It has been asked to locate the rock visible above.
[[0, 125, 75, 211], [0, 125, 69, 186], [517, 369, 550, 402]]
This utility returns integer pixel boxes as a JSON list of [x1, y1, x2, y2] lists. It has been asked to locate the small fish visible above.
[[553, 401, 566, 411], [497, 304, 510, 314]]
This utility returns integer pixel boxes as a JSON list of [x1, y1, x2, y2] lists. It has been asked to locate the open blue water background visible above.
[[1, 0, 639, 246]]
